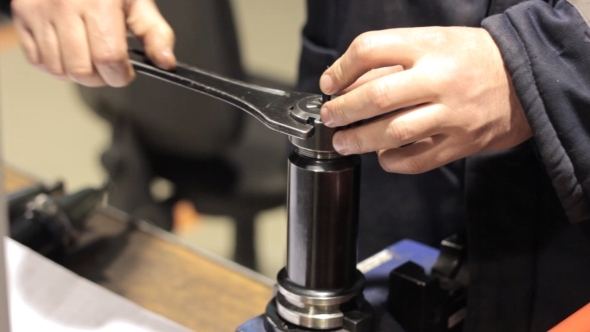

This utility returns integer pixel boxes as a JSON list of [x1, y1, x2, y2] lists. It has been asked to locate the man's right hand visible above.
[[11, 0, 176, 87]]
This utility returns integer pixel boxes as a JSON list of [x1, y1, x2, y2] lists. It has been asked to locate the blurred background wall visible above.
[[0, 1, 306, 278], [0, 0, 305, 190]]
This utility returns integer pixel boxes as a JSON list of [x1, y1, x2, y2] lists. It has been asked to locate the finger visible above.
[[332, 103, 448, 155], [13, 19, 41, 66], [320, 28, 427, 94], [125, 0, 176, 69], [55, 16, 106, 86], [377, 135, 460, 174], [321, 68, 436, 127], [339, 65, 404, 94], [85, 2, 134, 87], [34, 23, 65, 76]]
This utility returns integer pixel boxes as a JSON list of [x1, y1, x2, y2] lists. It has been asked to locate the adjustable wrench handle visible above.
[[129, 49, 315, 139]]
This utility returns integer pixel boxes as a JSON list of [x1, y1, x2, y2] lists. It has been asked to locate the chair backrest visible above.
[[78, 0, 245, 158]]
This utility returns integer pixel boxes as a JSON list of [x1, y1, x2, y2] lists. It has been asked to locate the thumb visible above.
[[125, 0, 176, 69]]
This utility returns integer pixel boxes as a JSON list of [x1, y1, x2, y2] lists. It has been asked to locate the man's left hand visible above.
[[320, 27, 532, 174]]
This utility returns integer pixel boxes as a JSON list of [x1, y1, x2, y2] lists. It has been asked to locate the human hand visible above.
[[319, 27, 532, 174], [11, 0, 176, 87]]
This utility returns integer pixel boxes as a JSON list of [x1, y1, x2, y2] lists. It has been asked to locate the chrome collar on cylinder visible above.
[[288, 95, 342, 159]]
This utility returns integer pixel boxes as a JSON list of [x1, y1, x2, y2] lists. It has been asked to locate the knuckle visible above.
[[369, 82, 393, 110], [351, 33, 375, 63], [110, 71, 136, 87], [331, 62, 345, 85], [24, 53, 40, 66], [331, 102, 350, 124], [49, 0, 66, 8], [378, 154, 396, 173], [420, 30, 447, 48], [403, 158, 427, 174], [346, 132, 365, 153], [46, 65, 64, 76], [327, 57, 346, 86], [11, 0, 35, 15], [93, 49, 127, 67], [386, 120, 411, 145], [378, 153, 427, 174], [68, 66, 95, 80]]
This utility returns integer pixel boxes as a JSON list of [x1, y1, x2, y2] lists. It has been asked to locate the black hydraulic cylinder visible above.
[[286, 151, 361, 290]]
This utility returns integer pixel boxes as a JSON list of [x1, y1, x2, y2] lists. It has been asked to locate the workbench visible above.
[[4, 167, 274, 332]]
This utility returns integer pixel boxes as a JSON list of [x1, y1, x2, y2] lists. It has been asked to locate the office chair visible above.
[[78, 0, 288, 270]]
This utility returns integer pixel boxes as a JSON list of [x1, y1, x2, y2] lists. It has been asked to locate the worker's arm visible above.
[[319, 0, 590, 223]]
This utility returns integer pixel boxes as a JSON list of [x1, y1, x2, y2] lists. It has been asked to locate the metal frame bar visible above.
[[0, 164, 12, 331]]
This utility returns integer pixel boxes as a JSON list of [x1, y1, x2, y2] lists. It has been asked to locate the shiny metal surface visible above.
[[275, 269, 367, 330], [286, 153, 360, 289], [276, 269, 365, 306], [276, 145, 366, 330], [280, 91, 367, 330], [276, 292, 344, 329], [289, 96, 341, 159]]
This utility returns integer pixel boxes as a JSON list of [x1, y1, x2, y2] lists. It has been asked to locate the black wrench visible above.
[[128, 49, 316, 139]]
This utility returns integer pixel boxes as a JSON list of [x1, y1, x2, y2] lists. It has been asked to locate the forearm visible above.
[[483, 0, 590, 222]]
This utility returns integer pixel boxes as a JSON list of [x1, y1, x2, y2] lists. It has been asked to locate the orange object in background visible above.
[[549, 303, 590, 332], [172, 200, 201, 233], [0, 24, 18, 52]]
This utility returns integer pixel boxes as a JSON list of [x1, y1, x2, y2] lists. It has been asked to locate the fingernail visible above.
[[333, 134, 348, 155], [159, 48, 176, 69], [321, 107, 335, 127], [320, 74, 334, 94]]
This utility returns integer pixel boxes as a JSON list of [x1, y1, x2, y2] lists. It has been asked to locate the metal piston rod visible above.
[[129, 51, 372, 331]]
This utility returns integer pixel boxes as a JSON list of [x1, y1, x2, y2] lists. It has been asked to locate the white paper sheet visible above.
[[4, 237, 193, 332]]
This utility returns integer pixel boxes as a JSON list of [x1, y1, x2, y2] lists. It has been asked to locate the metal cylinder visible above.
[[268, 93, 372, 331], [286, 151, 361, 290]]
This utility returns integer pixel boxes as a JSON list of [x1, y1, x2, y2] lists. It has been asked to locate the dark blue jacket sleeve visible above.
[[482, 0, 590, 223]]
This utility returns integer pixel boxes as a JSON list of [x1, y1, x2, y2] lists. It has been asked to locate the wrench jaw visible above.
[[262, 96, 318, 139]]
